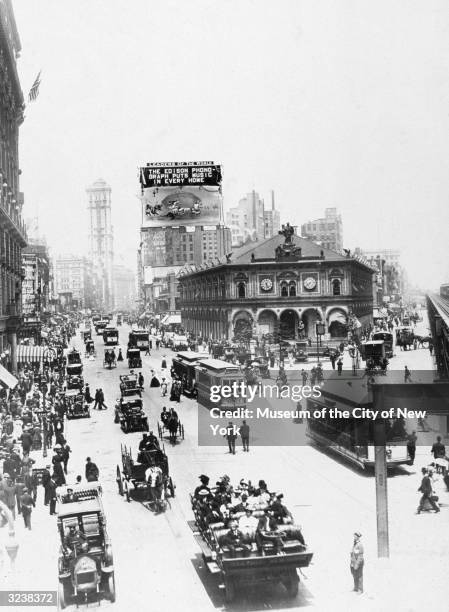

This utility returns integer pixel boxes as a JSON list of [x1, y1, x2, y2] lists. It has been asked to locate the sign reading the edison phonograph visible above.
[[139, 161, 222, 228]]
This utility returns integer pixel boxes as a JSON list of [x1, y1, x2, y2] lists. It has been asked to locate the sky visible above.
[[13, 0, 449, 290]]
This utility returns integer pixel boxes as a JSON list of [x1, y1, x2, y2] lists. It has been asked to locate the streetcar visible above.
[[129, 328, 149, 351], [171, 351, 209, 397], [372, 331, 394, 357], [95, 320, 109, 335], [195, 358, 246, 410], [306, 393, 410, 469], [103, 326, 119, 346], [440, 284, 449, 300]]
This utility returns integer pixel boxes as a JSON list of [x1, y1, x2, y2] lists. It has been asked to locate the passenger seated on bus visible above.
[[255, 509, 284, 555], [269, 493, 293, 524], [221, 520, 251, 557], [238, 507, 259, 535]]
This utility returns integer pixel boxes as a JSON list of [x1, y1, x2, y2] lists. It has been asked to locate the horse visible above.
[[166, 414, 179, 445], [413, 334, 431, 348]]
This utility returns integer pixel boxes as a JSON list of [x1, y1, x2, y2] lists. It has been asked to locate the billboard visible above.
[[139, 161, 222, 228]]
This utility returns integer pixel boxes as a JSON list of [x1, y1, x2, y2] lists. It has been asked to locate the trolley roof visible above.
[[196, 358, 242, 372], [175, 351, 210, 362]]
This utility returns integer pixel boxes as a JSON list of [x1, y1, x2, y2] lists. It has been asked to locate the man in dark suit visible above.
[[221, 520, 251, 557], [255, 509, 284, 554], [417, 467, 440, 513]]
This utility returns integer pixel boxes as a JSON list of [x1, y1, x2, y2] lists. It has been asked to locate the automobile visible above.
[[66, 349, 82, 366], [116, 396, 148, 433], [66, 363, 83, 378], [65, 390, 90, 419], [119, 374, 140, 395], [57, 483, 115, 608], [66, 375, 84, 392]]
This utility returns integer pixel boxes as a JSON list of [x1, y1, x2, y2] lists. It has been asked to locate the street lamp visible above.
[[316, 322, 325, 364]]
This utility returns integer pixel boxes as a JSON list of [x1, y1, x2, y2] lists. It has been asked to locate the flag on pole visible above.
[[28, 71, 41, 102]]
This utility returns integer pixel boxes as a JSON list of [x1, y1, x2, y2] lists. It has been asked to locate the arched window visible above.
[[237, 282, 246, 298], [289, 282, 296, 297], [332, 279, 341, 296], [281, 282, 288, 297]]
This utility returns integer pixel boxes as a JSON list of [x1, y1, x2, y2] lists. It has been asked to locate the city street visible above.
[[8, 322, 448, 612]]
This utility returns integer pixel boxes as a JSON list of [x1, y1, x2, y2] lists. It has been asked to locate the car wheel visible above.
[[58, 581, 67, 609], [107, 574, 116, 602]]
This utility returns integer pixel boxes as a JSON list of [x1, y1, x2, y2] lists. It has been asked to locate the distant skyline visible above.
[[13, 0, 449, 291]]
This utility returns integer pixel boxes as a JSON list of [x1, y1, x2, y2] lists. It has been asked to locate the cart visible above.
[[116, 444, 175, 511]]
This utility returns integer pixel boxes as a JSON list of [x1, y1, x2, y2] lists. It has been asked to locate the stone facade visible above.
[[178, 230, 374, 341]]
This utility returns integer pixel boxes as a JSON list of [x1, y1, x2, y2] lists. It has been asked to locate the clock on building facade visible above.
[[303, 275, 317, 291], [259, 277, 274, 292]]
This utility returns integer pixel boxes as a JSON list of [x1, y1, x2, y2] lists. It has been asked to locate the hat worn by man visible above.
[[354, 532, 362, 538]]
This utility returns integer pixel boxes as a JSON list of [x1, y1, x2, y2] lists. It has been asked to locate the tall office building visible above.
[[54, 255, 98, 310], [301, 207, 343, 253], [226, 189, 281, 247], [87, 179, 114, 309]]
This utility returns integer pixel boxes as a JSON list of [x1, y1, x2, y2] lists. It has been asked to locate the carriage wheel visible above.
[[58, 581, 67, 610], [181, 424, 185, 440], [107, 574, 116, 602], [157, 422, 162, 439], [123, 479, 130, 502], [168, 477, 175, 498], [116, 466, 123, 496]]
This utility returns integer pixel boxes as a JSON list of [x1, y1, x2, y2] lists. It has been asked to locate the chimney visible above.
[[271, 190, 275, 210]]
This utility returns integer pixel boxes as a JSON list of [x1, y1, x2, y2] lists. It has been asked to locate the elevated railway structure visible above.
[[427, 293, 449, 379]]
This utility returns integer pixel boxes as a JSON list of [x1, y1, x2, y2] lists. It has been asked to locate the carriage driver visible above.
[[64, 524, 88, 557]]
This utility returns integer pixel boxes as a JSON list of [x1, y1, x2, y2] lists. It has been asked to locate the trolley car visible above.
[[195, 359, 246, 411], [171, 351, 209, 397], [129, 329, 149, 351], [372, 331, 394, 357], [306, 378, 409, 469], [103, 326, 119, 346]]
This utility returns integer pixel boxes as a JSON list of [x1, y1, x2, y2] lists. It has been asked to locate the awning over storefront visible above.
[[327, 310, 347, 325], [17, 345, 48, 363], [0, 364, 18, 389], [373, 308, 388, 319], [161, 314, 181, 325]]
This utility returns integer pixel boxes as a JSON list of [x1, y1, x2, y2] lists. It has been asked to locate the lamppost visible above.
[[316, 322, 325, 364]]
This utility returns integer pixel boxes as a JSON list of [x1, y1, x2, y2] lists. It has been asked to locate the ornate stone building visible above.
[[0, 0, 27, 372], [178, 226, 375, 341]]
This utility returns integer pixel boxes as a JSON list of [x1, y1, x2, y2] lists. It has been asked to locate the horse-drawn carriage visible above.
[[127, 347, 142, 369], [81, 328, 92, 343], [65, 389, 90, 419], [116, 444, 175, 510], [103, 349, 117, 369], [84, 340, 96, 358], [57, 483, 115, 608], [116, 395, 148, 433], [157, 411, 184, 444]]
